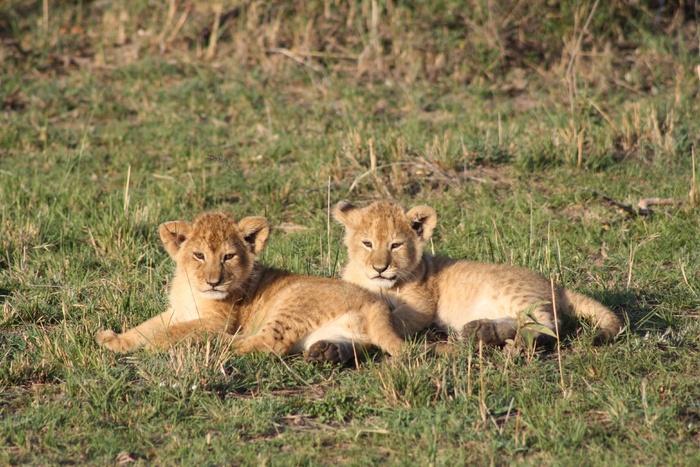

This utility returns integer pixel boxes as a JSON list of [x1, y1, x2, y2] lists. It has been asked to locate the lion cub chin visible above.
[[96, 211, 405, 364], [334, 200, 622, 348]]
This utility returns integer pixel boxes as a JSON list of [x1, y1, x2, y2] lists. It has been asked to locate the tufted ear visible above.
[[159, 221, 193, 258], [333, 201, 361, 229], [237, 216, 270, 255], [405, 206, 437, 242]]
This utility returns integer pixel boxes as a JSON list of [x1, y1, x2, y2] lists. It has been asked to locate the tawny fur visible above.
[[334, 200, 622, 347], [96, 211, 405, 363]]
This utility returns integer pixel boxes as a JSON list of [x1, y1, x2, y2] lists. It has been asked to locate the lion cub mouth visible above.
[[368, 274, 397, 289], [200, 288, 229, 299]]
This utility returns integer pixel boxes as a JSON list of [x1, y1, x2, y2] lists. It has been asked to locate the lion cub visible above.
[[334, 200, 622, 347], [96, 211, 405, 363]]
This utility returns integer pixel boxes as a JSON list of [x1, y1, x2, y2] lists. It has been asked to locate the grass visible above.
[[2, 0, 700, 464]]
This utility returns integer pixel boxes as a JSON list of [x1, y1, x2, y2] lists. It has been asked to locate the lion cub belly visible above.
[[434, 261, 554, 330], [436, 288, 513, 330], [290, 313, 369, 354]]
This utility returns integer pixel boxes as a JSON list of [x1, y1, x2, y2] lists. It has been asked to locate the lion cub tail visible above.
[[562, 289, 622, 344]]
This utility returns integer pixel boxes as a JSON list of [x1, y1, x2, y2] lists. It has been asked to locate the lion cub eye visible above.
[[223, 253, 236, 261], [390, 242, 403, 250], [193, 252, 205, 261], [362, 241, 373, 249]]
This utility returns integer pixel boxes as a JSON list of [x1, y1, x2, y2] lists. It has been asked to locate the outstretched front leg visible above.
[[145, 315, 231, 349], [97, 311, 229, 353], [97, 311, 177, 353]]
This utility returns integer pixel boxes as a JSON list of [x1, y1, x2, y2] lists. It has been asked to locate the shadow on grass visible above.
[[602, 289, 679, 334], [592, 288, 680, 336], [0, 287, 9, 303]]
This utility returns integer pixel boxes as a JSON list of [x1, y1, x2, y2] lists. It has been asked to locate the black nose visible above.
[[207, 277, 222, 287], [373, 264, 388, 274]]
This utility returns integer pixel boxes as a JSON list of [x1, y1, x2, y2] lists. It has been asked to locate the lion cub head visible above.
[[333, 201, 437, 290], [159, 212, 270, 300]]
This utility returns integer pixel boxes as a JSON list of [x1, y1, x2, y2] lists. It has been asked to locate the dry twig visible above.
[[265, 48, 325, 73], [572, 186, 684, 217]]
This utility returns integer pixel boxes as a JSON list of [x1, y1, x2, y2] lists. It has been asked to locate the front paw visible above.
[[96, 329, 132, 353], [304, 341, 346, 364]]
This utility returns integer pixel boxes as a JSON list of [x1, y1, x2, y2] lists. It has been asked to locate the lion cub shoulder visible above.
[[97, 211, 404, 363]]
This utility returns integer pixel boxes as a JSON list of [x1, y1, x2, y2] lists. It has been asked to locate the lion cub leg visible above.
[[229, 318, 361, 360], [228, 333, 295, 356], [461, 318, 518, 347], [363, 301, 406, 357], [227, 316, 303, 356], [301, 314, 369, 364], [304, 340, 360, 364], [144, 315, 230, 349], [460, 301, 559, 348], [97, 311, 180, 353], [97, 311, 228, 352], [304, 301, 406, 364], [390, 302, 436, 338]]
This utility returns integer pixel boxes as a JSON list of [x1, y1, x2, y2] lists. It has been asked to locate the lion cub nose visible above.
[[373, 264, 388, 274], [206, 277, 222, 287]]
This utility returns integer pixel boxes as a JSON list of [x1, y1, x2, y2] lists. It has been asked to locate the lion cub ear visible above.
[[405, 206, 437, 242], [159, 221, 193, 258], [237, 216, 270, 256], [333, 201, 361, 228]]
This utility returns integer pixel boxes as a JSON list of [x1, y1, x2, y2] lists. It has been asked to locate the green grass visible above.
[[2, 0, 700, 464]]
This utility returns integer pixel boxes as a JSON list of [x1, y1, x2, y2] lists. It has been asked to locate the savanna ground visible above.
[[2, 0, 700, 464]]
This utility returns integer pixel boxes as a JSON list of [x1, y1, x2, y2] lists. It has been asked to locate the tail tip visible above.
[[591, 326, 621, 345]]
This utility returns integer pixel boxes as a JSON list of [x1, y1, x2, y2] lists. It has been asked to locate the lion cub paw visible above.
[[304, 341, 347, 364], [96, 330, 133, 353], [461, 319, 504, 347]]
